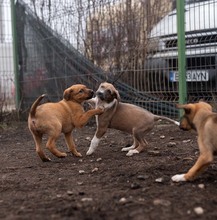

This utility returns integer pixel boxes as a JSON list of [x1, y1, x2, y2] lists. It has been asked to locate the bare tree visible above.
[[28, 0, 174, 88], [84, 0, 174, 88]]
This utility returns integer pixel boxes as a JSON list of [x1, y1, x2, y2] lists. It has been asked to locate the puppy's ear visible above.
[[176, 104, 191, 114], [114, 89, 121, 101], [63, 89, 72, 101]]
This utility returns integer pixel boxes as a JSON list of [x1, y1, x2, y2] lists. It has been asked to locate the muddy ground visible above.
[[0, 120, 217, 220]]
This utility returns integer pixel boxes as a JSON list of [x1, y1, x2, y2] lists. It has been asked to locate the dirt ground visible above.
[[0, 119, 217, 220]]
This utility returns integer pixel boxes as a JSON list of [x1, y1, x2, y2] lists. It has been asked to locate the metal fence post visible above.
[[10, 0, 20, 110], [176, 0, 187, 115]]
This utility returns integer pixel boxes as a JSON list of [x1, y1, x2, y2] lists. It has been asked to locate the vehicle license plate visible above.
[[169, 70, 209, 82]]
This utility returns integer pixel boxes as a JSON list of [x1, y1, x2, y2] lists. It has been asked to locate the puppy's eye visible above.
[[70, 89, 73, 93], [79, 89, 84, 94]]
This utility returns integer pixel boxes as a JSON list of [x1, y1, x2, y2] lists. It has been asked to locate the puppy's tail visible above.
[[29, 94, 46, 118], [154, 115, 180, 126]]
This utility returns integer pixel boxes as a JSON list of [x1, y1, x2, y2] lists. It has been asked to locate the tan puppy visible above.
[[172, 101, 216, 182], [28, 84, 103, 162], [86, 82, 179, 156]]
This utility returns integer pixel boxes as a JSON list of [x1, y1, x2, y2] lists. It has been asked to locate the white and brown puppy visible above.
[[172, 101, 217, 182], [28, 84, 104, 162], [86, 82, 179, 156]]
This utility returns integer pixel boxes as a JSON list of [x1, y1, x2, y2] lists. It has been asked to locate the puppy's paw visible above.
[[121, 144, 134, 152], [87, 103, 94, 109], [94, 107, 104, 115], [42, 157, 51, 162], [75, 152, 82, 157], [121, 147, 129, 152], [59, 152, 67, 158], [86, 148, 94, 156], [98, 106, 105, 113], [171, 174, 186, 182], [126, 149, 139, 156]]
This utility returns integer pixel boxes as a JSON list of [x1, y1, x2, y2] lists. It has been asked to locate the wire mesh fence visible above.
[[1, 0, 217, 118], [0, 0, 15, 112], [146, 0, 217, 104]]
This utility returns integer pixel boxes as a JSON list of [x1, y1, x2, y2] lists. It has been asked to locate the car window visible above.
[[186, 0, 212, 4]]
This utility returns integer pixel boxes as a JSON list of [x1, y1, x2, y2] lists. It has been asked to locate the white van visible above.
[[146, 0, 217, 95]]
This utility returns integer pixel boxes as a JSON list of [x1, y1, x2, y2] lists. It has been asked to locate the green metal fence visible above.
[[1, 0, 217, 118]]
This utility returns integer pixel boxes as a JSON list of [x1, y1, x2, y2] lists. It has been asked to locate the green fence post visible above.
[[10, 0, 20, 111], [176, 0, 187, 116]]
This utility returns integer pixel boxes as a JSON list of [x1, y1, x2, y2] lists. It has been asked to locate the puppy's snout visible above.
[[86, 89, 94, 99], [96, 91, 102, 96], [179, 121, 184, 129], [96, 91, 104, 99], [90, 90, 94, 96], [179, 122, 189, 131], [179, 124, 185, 130]]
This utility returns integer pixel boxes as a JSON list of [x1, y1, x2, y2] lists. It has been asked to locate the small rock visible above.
[[183, 139, 191, 143], [96, 158, 102, 162], [67, 190, 73, 195], [81, 197, 93, 202], [77, 181, 83, 185], [141, 187, 150, 192], [79, 159, 83, 162], [85, 137, 91, 141], [20, 206, 25, 210], [183, 157, 194, 161], [198, 184, 205, 189], [194, 207, 204, 215], [138, 198, 145, 202], [130, 182, 141, 189], [79, 170, 85, 174], [56, 194, 62, 198], [153, 199, 171, 206], [160, 135, 165, 139], [167, 142, 177, 147], [91, 167, 99, 173], [137, 175, 149, 180], [119, 197, 127, 204], [148, 150, 161, 156], [155, 177, 164, 183]]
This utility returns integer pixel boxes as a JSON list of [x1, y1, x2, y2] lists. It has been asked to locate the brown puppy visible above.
[[172, 101, 216, 182], [86, 82, 179, 156], [28, 84, 103, 162]]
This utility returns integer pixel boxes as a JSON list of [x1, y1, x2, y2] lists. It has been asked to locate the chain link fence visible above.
[[1, 0, 217, 118]]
